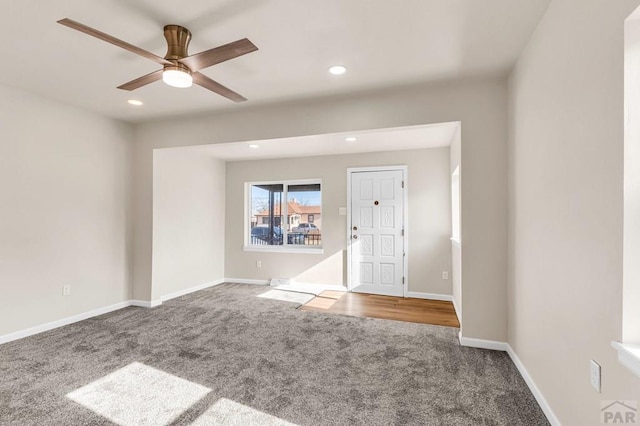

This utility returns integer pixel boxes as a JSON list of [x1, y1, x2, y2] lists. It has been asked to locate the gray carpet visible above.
[[0, 283, 549, 425]]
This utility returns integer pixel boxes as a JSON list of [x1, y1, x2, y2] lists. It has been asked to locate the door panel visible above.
[[350, 170, 404, 296]]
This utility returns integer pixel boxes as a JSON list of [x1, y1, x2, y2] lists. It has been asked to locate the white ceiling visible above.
[[2, 1, 549, 123], [173, 122, 459, 161]]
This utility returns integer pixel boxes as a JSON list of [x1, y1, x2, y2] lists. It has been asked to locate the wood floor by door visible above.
[[300, 291, 460, 328]]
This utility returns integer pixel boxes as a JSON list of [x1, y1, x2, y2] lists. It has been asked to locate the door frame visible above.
[[346, 165, 409, 296]]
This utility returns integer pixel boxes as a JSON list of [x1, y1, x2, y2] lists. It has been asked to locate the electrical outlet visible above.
[[256, 260, 262, 268], [442, 271, 449, 280], [590, 360, 601, 393], [62, 285, 71, 296]]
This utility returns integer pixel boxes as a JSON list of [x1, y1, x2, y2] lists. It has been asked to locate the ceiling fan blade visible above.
[[192, 72, 247, 102], [178, 38, 257, 72], [117, 69, 163, 91], [57, 18, 173, 66]]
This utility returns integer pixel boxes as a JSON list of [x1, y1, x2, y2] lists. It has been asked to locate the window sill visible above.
[[611, 341, 640, 379], [243, 246, 324, 254]]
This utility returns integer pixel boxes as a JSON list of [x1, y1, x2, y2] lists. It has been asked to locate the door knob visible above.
[[353, 235, 358, 239], [374, 201, 379, 205], [353, 226, 358, 231]]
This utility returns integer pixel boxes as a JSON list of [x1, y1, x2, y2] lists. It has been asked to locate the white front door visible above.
[[349, 169, 405, 296]]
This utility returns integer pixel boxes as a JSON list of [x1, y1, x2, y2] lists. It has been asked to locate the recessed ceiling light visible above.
[[345, 137, 357, 142], [329, 65, 347, 75], [127, 99, 143, 106], [249, 144, 260, 149]]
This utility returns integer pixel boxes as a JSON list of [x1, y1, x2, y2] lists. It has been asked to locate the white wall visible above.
[[133, 77, 508, 342], [0, 84, 133, 336], [152, 148, 225, 301], [450, 126, 462, 321], [225, 148, 452, 295], [508, 0, 640, 423]]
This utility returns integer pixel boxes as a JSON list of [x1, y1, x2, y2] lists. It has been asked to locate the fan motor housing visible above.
[[163, 62, 192, 76], [164, 25, 192, 60]]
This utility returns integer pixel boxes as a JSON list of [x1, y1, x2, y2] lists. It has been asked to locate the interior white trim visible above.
[[459, 336, 508, 351], [160, 279, 226, 302], [506, 344, 561, 426], [451, 297, 462, 323], [405, 291, 453, 302], [611, 341, 640, 379], [346, 165, 409, 296], [0, 301, 131, 345], [130, 299, 162, 308], [224, 278, 270, 285]]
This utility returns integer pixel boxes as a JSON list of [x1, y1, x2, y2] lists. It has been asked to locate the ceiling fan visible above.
[[57, 18, 258, 102]]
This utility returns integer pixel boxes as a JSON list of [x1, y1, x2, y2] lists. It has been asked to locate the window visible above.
[[246, 179, 322, 251]]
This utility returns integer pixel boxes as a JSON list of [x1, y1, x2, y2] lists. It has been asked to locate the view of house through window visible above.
[[248, 180, 322, 248]]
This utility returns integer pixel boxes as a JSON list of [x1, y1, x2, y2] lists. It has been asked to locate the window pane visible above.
[[250, 184, 284, 245], [287, 183, 321, 246]]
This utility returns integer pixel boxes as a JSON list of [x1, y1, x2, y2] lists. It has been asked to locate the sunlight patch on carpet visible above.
[[300, 296, 339, 310], [192, 398, 298, 426], [257, 289, 315, 304], [66, 362, 210, 426]]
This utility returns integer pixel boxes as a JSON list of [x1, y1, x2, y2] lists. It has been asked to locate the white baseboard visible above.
[[457, 336, 560, 425], [459, 334, 509, 351], [160, 279, 225, 302], [451, 297, 461, 323], [405, 291, 453, 302], [224, 278, 269, 285], [1, 278, 229, 345], [0, 301, 131, 345], [506, 344, 561, 426], [130, 299, 162, 308]]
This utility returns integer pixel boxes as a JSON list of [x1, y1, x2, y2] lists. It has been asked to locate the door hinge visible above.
[[402, 181, 405, 188], [402, 276, 405, 284], [401, 229, 405, 236]]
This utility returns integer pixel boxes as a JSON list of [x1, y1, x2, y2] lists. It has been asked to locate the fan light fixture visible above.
[[345, 137, 357, 142], [163, 68, 193, 88], [57, 18, 258, 101]]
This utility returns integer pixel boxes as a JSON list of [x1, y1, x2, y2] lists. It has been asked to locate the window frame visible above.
[[244, 178, 323, 254]]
